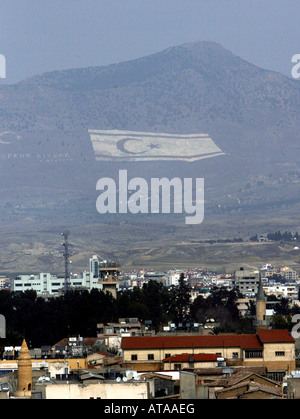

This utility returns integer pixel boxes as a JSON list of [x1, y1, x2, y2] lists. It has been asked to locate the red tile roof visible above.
[[257, 329, 295, 343], [162, 353, 220, 363], [121, 334, 262, 350]]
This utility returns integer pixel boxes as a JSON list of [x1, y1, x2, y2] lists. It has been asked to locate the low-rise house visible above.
[[96, 318, 155, 354], [162, 353, 221, 371], [180, 366, 280, 399], [236, 298, 253, 317], [215, 380, 282, 399]]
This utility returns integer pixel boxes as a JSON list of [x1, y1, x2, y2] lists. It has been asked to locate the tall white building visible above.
[[166, 270, 186, 287], [89, 255, 100, 278]]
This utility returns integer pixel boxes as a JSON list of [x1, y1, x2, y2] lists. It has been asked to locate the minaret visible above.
[[255, 279, 268, 330], [15, 339, 32, 398]]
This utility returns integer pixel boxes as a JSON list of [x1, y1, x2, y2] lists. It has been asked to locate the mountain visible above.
[[0, 41, 300, 230]]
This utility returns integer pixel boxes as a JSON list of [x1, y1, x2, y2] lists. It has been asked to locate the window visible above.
[[131, 354, 138, 361], [148, 354, 154, 360], [165, 353, 171, 358], [174, 364, 181, 370], [245, 350, 263, 358], [275, 351, 285, 357], [232, 352, 239, 359]]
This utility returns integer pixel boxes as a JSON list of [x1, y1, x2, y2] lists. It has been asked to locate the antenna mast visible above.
[[60, 230, 73, 294]]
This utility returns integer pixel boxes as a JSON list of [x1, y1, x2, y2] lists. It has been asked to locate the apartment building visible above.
[[234, 268, 261, 296], [280, 267, 298, 282], [264, 284, 298, 300]]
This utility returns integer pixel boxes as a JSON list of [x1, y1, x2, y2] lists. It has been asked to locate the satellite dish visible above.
[[116, 377, 121, 383], [123, 377, 128, 382]]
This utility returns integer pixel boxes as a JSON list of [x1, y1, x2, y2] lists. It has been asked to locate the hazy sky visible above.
[[0, 0, 299, 84]]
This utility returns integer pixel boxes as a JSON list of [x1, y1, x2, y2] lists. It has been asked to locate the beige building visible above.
[[121, 330, 295, 377], [280, 266, 298, 281], [98, 264, 121, 299]]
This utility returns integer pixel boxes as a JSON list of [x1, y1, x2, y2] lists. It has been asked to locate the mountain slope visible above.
[[0, 41, 299, 227]]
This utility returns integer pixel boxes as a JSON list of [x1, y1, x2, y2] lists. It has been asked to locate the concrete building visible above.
[[166, 271, 182, 287], [43, 379, 154, 399], [11, 271, 102, 295], [263, 284, 298, 300], [97, 318, 144, 337], [234, 268, 261, 297], [96, 318, 155, 354], [280, 267, 298, 281], [98, 262, 121, 299]]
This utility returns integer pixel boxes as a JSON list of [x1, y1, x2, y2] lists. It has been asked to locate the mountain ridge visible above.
[[0, 40, 299, 230]]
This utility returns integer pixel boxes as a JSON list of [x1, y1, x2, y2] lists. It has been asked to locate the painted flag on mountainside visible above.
[[89, 129, 225, 162]]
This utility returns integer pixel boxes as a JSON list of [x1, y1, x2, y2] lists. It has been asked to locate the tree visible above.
[[274, 297, 290, 316], [190, 288, 241, 329], [142, 280, 173, 331], [170, 273, 191, 325], [270, 314, 292, 331]]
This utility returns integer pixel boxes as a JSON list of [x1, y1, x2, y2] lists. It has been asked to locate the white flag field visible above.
[[89, 129, 225, 162]]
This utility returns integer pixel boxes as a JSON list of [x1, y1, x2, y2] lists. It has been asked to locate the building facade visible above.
[[121, 330, 295, 376], [234, 268, 261, 296], [11, 271, 102, 295]]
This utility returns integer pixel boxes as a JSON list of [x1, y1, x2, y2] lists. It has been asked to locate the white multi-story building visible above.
[[11, 271, 102, 295], [263, 284, 298, 300], [166, 270, 182, 287]]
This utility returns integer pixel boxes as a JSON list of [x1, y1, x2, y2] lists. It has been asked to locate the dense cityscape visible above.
[[1, 240, 300, 399]]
